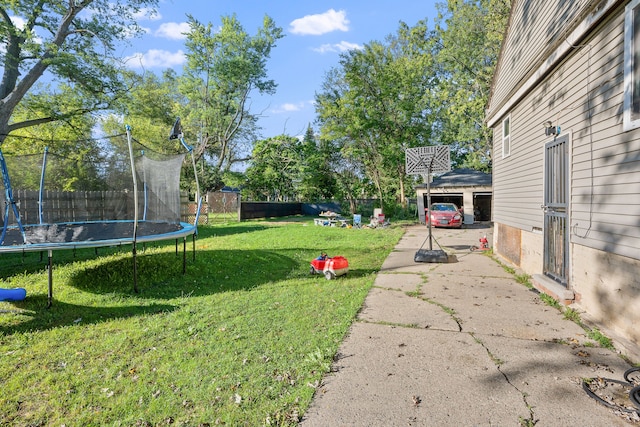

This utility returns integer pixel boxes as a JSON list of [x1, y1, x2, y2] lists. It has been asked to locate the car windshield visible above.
[[431, 204, 457, 212]]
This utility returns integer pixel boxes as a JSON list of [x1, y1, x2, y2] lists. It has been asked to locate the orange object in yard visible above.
[[310, 255, 349, 280]]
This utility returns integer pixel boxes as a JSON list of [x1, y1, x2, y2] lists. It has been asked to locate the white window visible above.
[[502, 115, 511, 158], [624, 0, 640, 131]]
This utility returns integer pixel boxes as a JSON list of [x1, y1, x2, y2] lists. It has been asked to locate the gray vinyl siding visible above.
[[569, 10, 640, 259], [492, 110, 544, 232], [492, 2, 640, 260], [488, 0, 591, 118]]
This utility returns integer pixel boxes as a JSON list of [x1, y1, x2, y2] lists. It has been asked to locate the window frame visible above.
[[502, 115, 511, 158], [624, 0, 640, 131]]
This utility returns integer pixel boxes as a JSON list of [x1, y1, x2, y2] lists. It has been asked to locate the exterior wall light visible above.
[[544, 121, 560, 136]]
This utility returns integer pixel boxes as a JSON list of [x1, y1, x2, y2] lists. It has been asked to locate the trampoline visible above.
[[0, 120, 201, 306]]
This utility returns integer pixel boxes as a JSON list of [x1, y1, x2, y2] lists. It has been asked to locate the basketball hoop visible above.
[[406, 146, 452, 263]]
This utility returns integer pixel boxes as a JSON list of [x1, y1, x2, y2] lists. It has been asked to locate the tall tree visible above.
[[315, 0, 510, 212], [297, 125, 337, 201], [316, 20, 437, 210], [101, 70, 182, 150], [178, 14, 284, 185], [432, 0, 511, 171], [245, 135, 301, 201], [0, 0, 159, 146]]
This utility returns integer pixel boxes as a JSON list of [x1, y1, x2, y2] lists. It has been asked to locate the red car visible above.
[[426, 203, 463, 228]]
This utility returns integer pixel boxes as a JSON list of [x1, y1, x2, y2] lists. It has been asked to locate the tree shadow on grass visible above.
[[0, 223, 268, 281], [0, 233, 385, 335], [0, 249, 295, 335], [0, 295, 176, 336], [0, 248, 299, 336], [67, 249, 301, 299], [53, 247, 381, 302]]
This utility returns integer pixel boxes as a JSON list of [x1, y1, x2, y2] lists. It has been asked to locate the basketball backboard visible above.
[[405, 146, 451, 175]]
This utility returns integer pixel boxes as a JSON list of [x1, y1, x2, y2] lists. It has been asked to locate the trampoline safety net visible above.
[[0, 131, 194, 248]]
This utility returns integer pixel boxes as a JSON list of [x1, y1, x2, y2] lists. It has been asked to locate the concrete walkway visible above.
[[300, 225, 639, 426]]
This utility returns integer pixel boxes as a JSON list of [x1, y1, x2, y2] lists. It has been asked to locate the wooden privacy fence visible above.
[[5, 189, 136, 224], [181, 193, 209, 225], [205, 191, 240, 222], [2, 190, 204, 225]]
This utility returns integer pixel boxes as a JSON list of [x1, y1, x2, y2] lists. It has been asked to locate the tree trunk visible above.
[[399, 175, 406, 209]]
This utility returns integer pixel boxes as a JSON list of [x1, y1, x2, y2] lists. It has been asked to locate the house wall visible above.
[[494, 5, 639, 259], [490, 0, 592, 115], [572, 244, 640, 346], [489, 1, 640, 351]]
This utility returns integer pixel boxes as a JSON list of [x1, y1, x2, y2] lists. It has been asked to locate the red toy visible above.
[[310, 254, 349, 279], [470, 235, 490, 251]]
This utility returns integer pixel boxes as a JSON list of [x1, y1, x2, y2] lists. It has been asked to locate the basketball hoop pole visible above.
[[425, 156, 435, 250]]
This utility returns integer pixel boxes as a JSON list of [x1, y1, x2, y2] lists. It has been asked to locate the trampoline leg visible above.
[[192, 234, 196, 261], [47, 250, 53, 308], [175, 239, 178, 256], [132, 244, 138, 293], [182, 237, 187, 274]]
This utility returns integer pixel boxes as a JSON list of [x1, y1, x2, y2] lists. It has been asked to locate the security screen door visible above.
[[543, 135, 569, 286]]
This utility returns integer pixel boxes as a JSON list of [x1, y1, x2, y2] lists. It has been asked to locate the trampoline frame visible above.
[[0, 122, 202, 306]]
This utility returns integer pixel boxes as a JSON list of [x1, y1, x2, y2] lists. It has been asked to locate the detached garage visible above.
[[415, 168, 492, 225]]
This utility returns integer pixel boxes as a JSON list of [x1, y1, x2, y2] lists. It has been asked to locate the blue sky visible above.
[[122, 0, 440, 139]]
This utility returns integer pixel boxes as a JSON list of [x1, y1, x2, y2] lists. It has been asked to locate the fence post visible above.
[[237, 193, 241, 221]]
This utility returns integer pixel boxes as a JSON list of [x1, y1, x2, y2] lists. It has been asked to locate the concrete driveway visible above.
[[300, 224, 639, 426]]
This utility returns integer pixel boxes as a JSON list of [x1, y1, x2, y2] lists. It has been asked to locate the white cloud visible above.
[[133, 8, 161, 21], [0, 17, 26, 53], [155, 22, 190, 40], [313, 41, 363, 54], [10, 16, 26, 29], [282, 103, 303, 112], [124, 49, 186, 69], [271, 101, 313, 114], [289, 9, 349, 36], [2, 16, 43, 48]]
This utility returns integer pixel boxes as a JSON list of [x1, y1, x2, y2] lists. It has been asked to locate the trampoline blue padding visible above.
[[0, 220, 197, 253], [0, 287, 26, 301]]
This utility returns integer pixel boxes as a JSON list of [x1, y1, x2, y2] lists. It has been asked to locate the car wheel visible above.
[[324, 271, 335, 280]]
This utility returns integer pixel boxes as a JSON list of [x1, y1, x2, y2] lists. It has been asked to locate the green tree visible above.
[[297, 125, 337, 201], [178, 14, 284, 184], [101, 70, 182, 151], [3, 83, 106, 191], [245, 135, 301, 201], [316, 20, 438, 211], [330, 149, 370, 215], [314, 1, 510, 214], [432, 0, 511, 171], [0, 0, 159, 146]]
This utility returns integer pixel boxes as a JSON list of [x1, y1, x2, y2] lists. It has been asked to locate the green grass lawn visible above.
[[0, 220, 404, 426]]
